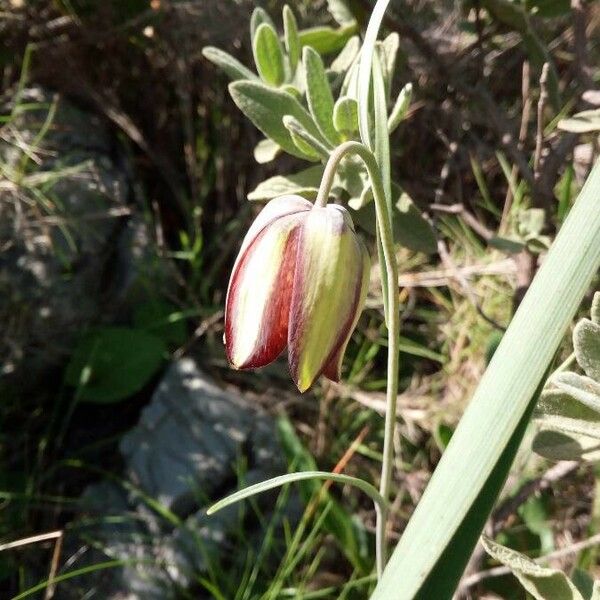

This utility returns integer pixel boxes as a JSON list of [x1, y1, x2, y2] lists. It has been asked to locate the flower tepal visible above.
[[225, 195, 370, 392]]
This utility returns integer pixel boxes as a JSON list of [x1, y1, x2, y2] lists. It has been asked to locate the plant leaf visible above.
[[229, 80, 323, 160], [327, 0, 356, 25], [277, 417, 371, 573], [298, 23, 358, 55], [533, 428, 600, 462], [247, 165, 324, 201], [329, 35, 360, 77], [303, 46, 340, 145], [282, 115, 330, 160], [481, 535, 585, 600], [333, 96, 359, 137], [283, 5, 301, 73], [250, 6, 276, 38], [388, 82, 412, 133], [377, 33, 400, 101], [65, 327, 166, 403], [253, 23, 286, 86], [395, 193, 437, 254], [201, 47, 257, 82], [592, 292, 600, 324], [133, 299, 187, 346], [207, 470, 387, 516], [253, 138, 281, 163], [558, 109, 600, 133], [574, 319, 600, 381], [371, 159, 600, 599]]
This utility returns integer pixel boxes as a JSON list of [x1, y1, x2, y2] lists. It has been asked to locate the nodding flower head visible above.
[[224, 195, 370, 392]]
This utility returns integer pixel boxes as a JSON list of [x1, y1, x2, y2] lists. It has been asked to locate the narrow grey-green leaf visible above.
[[333, 96, 358, 137], [396, 192, 437, 254], [247, 165, 323, 201], [283, 5, 301, 73], [303, 46, 340, 145], [592, 292, 600, 324], [298, 22, 358, 55], [201, 47, 257, 82], [207, 471, 388, 516], [377, 32, 400, 101], [329, 35, 360, 76], [282, 115, 329, 160], [250, 6, 276, 38], [327, 0, 355, 25], [228, 80, 323, 160], [574, 319, 600, 381], [388, 82, 412, 133], [591, 580, 600, 600], [481, 535, 585, 600], [253, 23, 285, 86], [253, 138, 281, 164]]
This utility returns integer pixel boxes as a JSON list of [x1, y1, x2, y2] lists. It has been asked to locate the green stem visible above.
[[315, 141, 400, 577]]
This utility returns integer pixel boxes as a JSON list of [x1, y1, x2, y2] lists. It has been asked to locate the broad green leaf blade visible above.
[[207, 470, 387, 516], [133, 299, 186, 346], [65, 327, 166, 403], [415, 396, 538, 599], [283, 5, 301, 73], [282, 115, 330, 160], [388, 83, 412, 133], [333, 96, 359, 137], [481, 536, 585, 600], [250, 6, 276, 38], [253, 23, 286, 86], [303, 46, 340, 145], [201, 47, 257, 82], [574, 319, 600, 381], [371, 160, 600, 600], [254, 138, 281, 163], [228, 80, 323, 160], [395, 193, 437, 254], [298, 22, 358, 55], [247, 165, 324, 201]]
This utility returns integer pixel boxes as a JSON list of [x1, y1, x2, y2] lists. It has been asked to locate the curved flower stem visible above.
[[315, 141, 400, 577]]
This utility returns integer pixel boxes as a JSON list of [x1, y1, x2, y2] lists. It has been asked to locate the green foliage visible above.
[[481, 535, 590, 600], [201, 4, 435, 257], [228, 81, 323, 160], [65, 327, 166, 403], [533, 293, 600, 462], [253, 23, 286, 86], [304, 46, 341, 145]]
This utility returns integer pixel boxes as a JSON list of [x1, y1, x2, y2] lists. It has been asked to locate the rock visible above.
[[0, 87, 166, 387], [66, 358, 292, 599]]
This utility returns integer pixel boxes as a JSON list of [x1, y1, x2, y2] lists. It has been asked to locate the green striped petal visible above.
[[288, 205, 370, 392]]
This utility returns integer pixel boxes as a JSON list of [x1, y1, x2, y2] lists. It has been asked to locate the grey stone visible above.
[[0, 87, 167, 387], [65, 359, 291, 599]]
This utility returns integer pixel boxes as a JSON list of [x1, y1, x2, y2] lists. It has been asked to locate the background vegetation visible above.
[[0, 0, 599, 598]]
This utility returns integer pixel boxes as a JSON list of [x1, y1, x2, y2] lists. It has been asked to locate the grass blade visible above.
[[207, 471, 388, 516], [371, 159, 600, 599]]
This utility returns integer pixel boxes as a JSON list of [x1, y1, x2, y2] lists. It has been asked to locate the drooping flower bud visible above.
[[225, 195, 370, 392]]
